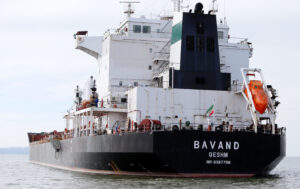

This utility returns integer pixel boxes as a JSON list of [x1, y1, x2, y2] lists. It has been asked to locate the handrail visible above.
[[159, 20, 172, 33], [30, 124, 286, 145]]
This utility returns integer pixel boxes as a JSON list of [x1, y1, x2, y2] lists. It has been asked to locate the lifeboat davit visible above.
[[244, 80, 269, 114]]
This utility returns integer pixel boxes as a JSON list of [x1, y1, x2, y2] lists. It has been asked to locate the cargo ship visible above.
[[28, 1, 286, 178]]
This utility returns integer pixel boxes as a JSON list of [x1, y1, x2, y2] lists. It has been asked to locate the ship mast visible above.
[[172, 0, 182, 12], [120, 1, 140, 18], [210, 0, 218, 14]]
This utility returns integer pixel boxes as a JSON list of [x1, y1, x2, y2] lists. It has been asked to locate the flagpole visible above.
[[213, 98, 216, 131], [205, 102, 215, 131]]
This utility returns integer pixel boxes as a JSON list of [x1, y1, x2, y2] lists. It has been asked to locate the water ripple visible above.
[[0, 155, 299, 189]]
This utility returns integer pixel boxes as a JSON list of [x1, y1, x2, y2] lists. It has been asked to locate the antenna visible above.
[[120, 1, 140, 18], [172, 0, 182, 12], [210, 0, 218, 14], [224, 0, 227, 25]]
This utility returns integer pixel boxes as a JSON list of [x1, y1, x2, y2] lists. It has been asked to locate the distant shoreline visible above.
[[0, 147, 29, 155]]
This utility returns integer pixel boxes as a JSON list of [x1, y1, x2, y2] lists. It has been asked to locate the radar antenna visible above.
[[120, 1, 140, 18]]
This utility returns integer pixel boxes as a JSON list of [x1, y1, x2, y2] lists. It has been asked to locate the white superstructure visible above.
[[65, 1, 278, 137]]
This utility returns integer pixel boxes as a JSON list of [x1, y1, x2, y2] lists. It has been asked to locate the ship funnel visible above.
[[169, 2, 231, 90], [194, 3, 204, 14]]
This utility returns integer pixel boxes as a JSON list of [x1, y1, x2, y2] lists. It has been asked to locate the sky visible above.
[[0, 0, 299, 156]]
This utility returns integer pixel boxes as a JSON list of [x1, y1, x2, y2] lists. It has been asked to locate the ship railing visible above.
[[104, 28, 172, 39], [146, 123, 285, 135], [228, 37, 249, 44], [153, 52, 170, 62], [70, 122, 286, 137], [153, 60, 170, 78], [63, 124, 286, 139], [230, 82, 243, 92], [95, 124, 286, 136], [152, 39, 171, 64], [159, 19, 173, 34]]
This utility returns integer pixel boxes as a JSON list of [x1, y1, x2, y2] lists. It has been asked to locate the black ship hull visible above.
[[29, 131, 286, 177]]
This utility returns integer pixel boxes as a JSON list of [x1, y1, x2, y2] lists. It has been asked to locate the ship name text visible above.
[[193, 140, 240, 150]]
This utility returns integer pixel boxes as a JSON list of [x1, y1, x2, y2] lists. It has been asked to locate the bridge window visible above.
[[143, 26, 151, 34], [133, 25, 141, 33], [218, 31, 224, 39], [207, 37, 215, 52], [186, 35, 195, 51], [196, 36, 204, 52], [196, 77, 206, 84]]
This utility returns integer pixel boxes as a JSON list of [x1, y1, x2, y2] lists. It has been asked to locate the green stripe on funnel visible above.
[[171, 22, 182, 45]]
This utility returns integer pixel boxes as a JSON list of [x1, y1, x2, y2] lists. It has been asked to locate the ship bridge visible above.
[[69, 0, 256, 136]]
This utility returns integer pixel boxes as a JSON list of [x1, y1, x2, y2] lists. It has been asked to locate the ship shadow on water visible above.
[[33, 163, 289, 189], [67, 171, 285, 189], [24, 158, 299, 188]]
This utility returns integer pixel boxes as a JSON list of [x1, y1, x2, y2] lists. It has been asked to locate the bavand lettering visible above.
[[193, 140, 240, 150]]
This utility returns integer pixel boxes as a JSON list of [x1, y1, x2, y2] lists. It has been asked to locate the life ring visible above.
[[172, 125, 179, 131]]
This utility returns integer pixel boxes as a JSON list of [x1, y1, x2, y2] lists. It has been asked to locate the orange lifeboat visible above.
[[244, 80, 269, 114]]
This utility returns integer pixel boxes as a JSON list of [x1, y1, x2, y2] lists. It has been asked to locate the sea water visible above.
[[0, 155, 299, 189]]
